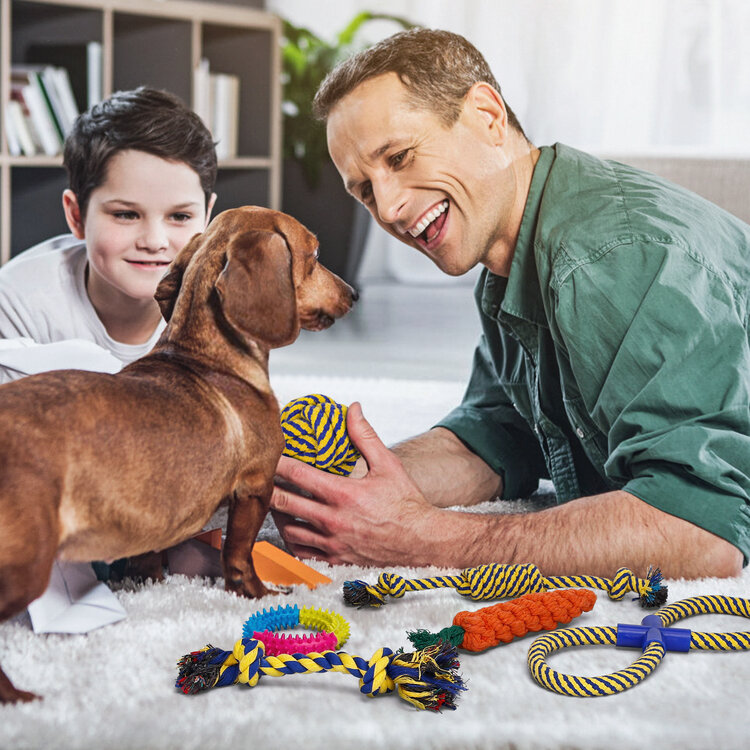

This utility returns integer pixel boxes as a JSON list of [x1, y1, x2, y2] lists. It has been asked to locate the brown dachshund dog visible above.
[[0, 206, 356, 703]]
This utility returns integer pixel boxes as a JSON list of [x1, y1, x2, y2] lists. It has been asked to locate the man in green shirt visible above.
[[270, 28, 747, 579]]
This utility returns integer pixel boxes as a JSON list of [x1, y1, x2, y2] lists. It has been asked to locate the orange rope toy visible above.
[[408, 589, 597, 653]]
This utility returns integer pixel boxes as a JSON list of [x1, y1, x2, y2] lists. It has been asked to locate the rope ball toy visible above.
[[242, 605, 350, 656], [528, 594, 750, 697], [344, 564, 666, 609], [280, 394, 361, 476], [409, 589, 597, 653], [176, 607, 466, 711]]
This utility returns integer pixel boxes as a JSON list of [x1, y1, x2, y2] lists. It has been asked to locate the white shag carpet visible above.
[[1, 374, 749, 750]]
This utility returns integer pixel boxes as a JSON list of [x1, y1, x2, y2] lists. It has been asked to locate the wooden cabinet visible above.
[[0, 0, 281, 262]]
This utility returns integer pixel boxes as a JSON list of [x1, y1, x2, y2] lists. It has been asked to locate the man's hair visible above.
[[63, 86, 217, 218], [313, 28, 525, 137]]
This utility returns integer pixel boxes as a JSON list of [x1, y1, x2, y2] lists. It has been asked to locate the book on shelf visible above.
[[4, 99, 32, 156], [193, 58, 211, 128], [11, 68, 63, 156], [212, 73, 239, 160], [26, 41, 103, 113], [9, 80, 44, 156], [193, 59, 240, 160]]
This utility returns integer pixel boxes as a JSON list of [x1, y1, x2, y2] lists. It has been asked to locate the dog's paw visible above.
[[225, 574, 269, 599], [0, 685, 40, 704]]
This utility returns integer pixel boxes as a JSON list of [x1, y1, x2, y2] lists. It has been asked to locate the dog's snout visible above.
[[350, 286, 360, 303]]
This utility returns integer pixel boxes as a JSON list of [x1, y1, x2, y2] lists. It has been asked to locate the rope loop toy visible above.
[[344, 564, 666, 609], [528, 594, 750, 697], [176, 637, 465, 711], [409, 588, 597, 653], [242, 605, 350, 656], [281, 394, 361, 476]]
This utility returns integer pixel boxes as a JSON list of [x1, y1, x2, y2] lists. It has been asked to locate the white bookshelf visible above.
[[0, 0, 282, 263]]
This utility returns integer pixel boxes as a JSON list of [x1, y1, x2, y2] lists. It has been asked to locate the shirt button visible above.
[[576, 427, 585, 438]]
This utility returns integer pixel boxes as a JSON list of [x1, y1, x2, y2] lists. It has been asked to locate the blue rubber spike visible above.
[[242, 605, 300, 638]]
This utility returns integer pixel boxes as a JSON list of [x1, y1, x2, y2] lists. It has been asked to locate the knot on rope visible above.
[[281, 394, 361, 476], [609, 567, 640, 601], [456, 563, 547, 601], [358, 647, 396, 697], [234, 637, 266, 687]]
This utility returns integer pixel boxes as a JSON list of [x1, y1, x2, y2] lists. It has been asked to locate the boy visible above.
[[0, 86, 217, 382]]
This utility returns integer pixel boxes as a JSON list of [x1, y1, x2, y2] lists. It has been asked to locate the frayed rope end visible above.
[[637, 567, 668, 609], [390, 642, 466, 711], [175, 645, 227, 695], [408, 626, 465, 651], [343, 579, 385, 608]]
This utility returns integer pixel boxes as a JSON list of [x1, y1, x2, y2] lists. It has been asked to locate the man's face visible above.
[[327, 72, 511, 277]]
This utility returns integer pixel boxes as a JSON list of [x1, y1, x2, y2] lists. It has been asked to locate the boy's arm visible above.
[[0, 278, 40, 340]]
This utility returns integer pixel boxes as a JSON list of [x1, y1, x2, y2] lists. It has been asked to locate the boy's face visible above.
[[63, 149, 215, 306]]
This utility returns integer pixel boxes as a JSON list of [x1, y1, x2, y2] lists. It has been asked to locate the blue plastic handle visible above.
[[616, 614, 692, 652]]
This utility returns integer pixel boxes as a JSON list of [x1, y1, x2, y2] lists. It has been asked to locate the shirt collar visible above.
[[479, 145, 555, 325]]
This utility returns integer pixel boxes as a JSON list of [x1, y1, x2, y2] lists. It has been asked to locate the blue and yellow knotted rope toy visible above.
[[176, 608, 466, 711], [281, 394, 361, 476], [344, 564, 667, 609], [528, 594, 750, 696]]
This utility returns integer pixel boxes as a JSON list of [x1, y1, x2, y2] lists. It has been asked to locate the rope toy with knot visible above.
[[528, 594, 750, 697], [344, 564, 666, 609], [281, 394, 361, 476], [242, 605, 350, 656], [176, 637, 466, 711], [409, 589, 597, 652]]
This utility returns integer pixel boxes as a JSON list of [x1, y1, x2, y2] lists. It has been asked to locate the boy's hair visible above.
[[313, 28, 525, 138], [63, 86, 217, 218]]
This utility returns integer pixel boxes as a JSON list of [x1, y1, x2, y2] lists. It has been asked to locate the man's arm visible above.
[[381, 426, 503, 508], [271, 402, 742, 579]]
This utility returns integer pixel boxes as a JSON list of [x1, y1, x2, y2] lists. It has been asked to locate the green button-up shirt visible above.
[[438, 143, 750, 561]]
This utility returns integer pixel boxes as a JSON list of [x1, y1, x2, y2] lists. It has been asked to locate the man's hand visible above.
[[271, 401, 443, 566]]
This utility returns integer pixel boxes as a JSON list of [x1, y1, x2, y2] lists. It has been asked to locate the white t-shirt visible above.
[[0, 234, 165, 383]]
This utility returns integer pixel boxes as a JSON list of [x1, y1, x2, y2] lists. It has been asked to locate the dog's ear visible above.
[[215, 229, 299, 348], [154, 233, 203, 321]]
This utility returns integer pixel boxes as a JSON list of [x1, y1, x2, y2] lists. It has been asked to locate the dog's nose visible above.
[[350, 286, 360, 302]]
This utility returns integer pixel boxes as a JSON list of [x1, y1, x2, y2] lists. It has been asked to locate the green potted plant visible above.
[[280, 12, 415, 284]]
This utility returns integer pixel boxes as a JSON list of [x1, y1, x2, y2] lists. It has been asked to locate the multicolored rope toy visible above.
[[344, 564, 666, 609], [176, 637, 466, 711], [242, 605, 350, 656], [408, 589, 597, 653], [528, 594, 750, 697], [281, 394, 361, 476]]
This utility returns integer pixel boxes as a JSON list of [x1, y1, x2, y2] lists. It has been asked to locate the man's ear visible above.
[[466, 82, 508, 145], [62, 189, 85, 239]]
